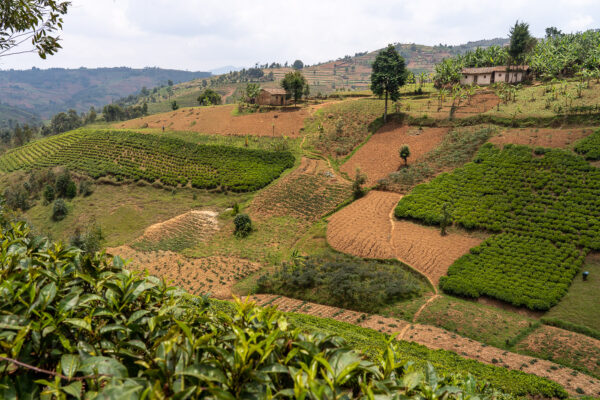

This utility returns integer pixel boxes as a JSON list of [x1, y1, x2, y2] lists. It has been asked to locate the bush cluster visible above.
[[257, 255, 423, 313], [395, 143, 600, 310], [0, 221, 533, 399], [0, 129, 295, 192]]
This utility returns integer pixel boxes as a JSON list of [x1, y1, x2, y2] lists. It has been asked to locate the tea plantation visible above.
[[394, 143, 600, 310], [0, 129, 295, 191], [574, 128, 600, 160], [0, 220, 567, 399]]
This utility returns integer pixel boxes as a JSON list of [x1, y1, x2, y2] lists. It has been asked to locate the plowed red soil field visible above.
[[108, 245, 261, 299], [250, 157, 351, 222], [117, 104, 310, 137], [489, 127, 594, 149], [341, 125, 448, 186], [327, 191, 483, 286]]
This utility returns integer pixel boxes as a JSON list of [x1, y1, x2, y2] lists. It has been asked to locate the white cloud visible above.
[[1, 0, 598, 71]]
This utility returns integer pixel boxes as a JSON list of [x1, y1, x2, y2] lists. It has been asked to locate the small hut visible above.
[[460, 66, 531, 86], [257, 88, 288, 106]]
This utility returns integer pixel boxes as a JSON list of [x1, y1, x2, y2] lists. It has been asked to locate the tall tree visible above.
[[508, 20, 536, 65], [281, 71, 308, 105], [0, 0, 70, 58], [370, 44, 407, 123], [292, 60, 304, 70]]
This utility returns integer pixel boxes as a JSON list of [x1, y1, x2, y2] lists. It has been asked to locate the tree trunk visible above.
[[384, 91, 388, 123]]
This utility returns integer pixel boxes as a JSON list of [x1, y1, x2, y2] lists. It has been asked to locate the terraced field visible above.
[[327, 191, 482, 285], [341, 125, 448, 185], [250, 157, 351, 222], [395, 144, 600, 310], [109, 245, 261, 299], [133, 210, 220, 251], [0, 129, 294, 190]]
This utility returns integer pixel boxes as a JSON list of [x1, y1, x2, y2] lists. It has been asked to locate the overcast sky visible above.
[[1, 0, 598, 71]]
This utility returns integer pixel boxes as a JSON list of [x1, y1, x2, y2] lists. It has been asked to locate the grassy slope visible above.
[[22, 184, 250, 247], [546, 254, 600, 332]]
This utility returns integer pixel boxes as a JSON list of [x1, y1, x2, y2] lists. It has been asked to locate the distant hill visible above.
[[0, 103, 42, 129], [0, 67, 211, 119]]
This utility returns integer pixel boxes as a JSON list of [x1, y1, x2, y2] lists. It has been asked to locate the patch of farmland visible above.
[[395, 143, 600, 310], [247, 294, 600, 397], [118, 104, 310, 137], [0, 129, 294, 191], [574, 128, 600, 160], [341, 124, 448, 186], [250, 157, 351, 222], [516, 325, 600, 379], [489, 127, 594, 149], [108, 245, 261, 299], [327, 191, 398, 259], [327, 191, 481, 286], [133, 210, 220, 252]]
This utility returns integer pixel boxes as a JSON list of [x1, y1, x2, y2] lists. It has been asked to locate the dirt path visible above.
[[245, 294, 600, 396], [328, 191, 482, 286], [412, 294, 441, 322]]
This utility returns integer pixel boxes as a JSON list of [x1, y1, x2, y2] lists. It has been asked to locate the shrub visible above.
[[78, 180, 94, 196], [234, 213, 252, 237], [352, 168, 367, 199], [257, 255, 423, 313], [3, 185, 30, 211], [65, 180, 77, 198], [43, 184, 55, 204], [55, 171, 73, 198], [52, 198, 68, 221]]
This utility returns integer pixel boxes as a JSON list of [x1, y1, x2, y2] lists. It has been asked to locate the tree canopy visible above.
[[197, 88, 222, 106], [508, 20, 536, 65], [281, 70, 308, 105], [0, 0, 71, 58], [292, 59, 304, 70], [370, 44, 407, 122]]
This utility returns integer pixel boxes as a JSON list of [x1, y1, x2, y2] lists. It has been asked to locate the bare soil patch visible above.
[[341, 125, 448, 185], [250, 157, 351, 222], [489, 127, 595, 149], [327, 191, 399, 259], [117, 104, 310, 137], [516, 325, 600, 379], [454, 92, 500, 117], [108, 245, 261, 299], [390, 220, 483, 286], [327, 191, 481, 286]]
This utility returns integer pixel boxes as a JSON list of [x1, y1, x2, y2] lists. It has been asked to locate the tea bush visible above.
[[395, 144, 600, 309], [573, 128, 600, 160], [0, 220, 539, 399], [0, 129, 295, 192]]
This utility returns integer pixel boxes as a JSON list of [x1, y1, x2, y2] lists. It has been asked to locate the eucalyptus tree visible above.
[[371, 44, 407, 122]]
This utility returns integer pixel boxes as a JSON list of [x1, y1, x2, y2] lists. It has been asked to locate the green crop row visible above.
[[287, 313, 567, 398], [395, 143, 600, 310], [0, 129, 294, 191], [574, 128, 600, 160]]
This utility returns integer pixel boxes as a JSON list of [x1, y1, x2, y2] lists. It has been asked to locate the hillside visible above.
[[0, 102, 42, 129], [131, 39, 509, 113], [0, 67, 211, 119]]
